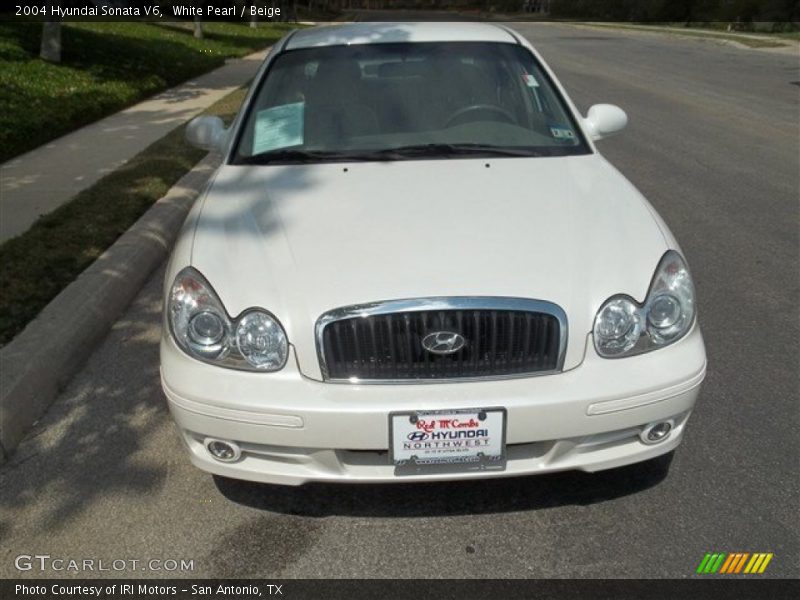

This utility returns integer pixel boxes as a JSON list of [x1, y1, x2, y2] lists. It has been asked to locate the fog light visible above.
[[640, 421, 673, 445], [204, 438, 241, 462]]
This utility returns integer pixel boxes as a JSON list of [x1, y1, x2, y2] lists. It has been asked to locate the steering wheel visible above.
[[445, 104, 517, 128]]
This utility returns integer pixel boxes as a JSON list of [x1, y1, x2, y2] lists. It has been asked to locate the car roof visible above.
[[284, 22, 520, 50]]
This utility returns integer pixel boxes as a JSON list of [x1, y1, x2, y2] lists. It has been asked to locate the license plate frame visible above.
[[389, 407, 507, 476]]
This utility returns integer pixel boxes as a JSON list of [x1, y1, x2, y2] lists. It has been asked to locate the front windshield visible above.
[[231, 42, 590, 164]]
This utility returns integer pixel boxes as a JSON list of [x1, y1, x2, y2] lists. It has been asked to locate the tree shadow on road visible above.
[[214, 453, 673, 518], [0, 270, 170, 533]]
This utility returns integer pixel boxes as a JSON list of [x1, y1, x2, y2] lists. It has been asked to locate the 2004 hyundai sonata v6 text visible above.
[[160, 23, 707, 485]]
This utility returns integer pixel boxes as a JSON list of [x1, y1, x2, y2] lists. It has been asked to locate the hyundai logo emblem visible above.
[[421, 331, 466, 355]]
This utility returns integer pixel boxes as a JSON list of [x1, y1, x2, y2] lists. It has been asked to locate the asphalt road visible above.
[[1, 22, 798, 579]]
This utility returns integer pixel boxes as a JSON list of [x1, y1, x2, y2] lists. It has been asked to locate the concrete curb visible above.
[[569, 22, 798, 53], [0, 153, 220, 462]]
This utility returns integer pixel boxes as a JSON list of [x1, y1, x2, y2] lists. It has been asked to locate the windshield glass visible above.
[[231, 42, 590, 164]]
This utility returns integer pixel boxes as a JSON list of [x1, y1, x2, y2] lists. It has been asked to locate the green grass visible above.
[[0, 87, 247, 346], [0, 20, 294, 162]]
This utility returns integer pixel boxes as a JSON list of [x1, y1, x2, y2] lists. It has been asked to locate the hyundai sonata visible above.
[[162, 22, 706, 485]]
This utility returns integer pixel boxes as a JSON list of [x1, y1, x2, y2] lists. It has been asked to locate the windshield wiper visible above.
[[373, 143, 546, 158], [236, 148, 402, 165], [237, 144, 544, 165]]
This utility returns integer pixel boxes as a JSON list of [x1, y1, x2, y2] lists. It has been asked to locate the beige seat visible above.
[[304, 59, 380, 147]]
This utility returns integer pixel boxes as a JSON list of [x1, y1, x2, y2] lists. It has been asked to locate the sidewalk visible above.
[[0, 47, 269, 244]]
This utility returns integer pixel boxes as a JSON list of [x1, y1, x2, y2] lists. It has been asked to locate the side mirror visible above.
[[583, 104, 628, 141], [185, 116, 227, 151]]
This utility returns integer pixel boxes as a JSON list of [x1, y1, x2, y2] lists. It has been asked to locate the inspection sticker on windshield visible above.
[[550, 126, 575, 140], [523, 72, 539, 87], [390, 408, 506, 475], [252, 102, 305, 155]]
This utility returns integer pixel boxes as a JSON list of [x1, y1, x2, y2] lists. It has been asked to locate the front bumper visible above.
[[161, 326, 706, 486]]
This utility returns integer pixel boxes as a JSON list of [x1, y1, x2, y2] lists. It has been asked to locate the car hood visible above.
[[190, 154, 670, 378]]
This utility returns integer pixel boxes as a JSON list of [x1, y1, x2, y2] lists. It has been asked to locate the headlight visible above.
[[235, 310, 289, 370], [593, 251, 696, 358], [593, 297, 642, 356], [168, 267, 289, 371]]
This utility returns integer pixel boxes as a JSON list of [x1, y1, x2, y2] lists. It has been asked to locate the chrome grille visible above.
[[316, 298, 567, 383]]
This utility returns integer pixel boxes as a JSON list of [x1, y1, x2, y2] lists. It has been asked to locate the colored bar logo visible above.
[[696, 552, 773, 574]]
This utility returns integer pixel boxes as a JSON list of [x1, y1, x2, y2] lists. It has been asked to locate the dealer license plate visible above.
[[390, 408, 506, 475]]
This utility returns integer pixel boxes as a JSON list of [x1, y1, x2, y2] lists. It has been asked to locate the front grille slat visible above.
[[333, 322, 347, 374], [456, 310, 464, 377], [403, 313, 414, 378], [472, 310, 483, 373], [535, 314, 546, 370], [523, 313, 533, 371], [371, 317, 382, 379], [350, 319, 362, 375], [490, 311, 498, 372], [321, 303, 563, 382], [385, 314, 397, 379]]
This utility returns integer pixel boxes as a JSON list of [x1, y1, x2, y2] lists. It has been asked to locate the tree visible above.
[[40, 1, 62, 63], [193, 1, 203, 39], [247, 0, 258, 28]]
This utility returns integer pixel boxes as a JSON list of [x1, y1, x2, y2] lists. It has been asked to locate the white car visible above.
[[162, 23, 706, 485]]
